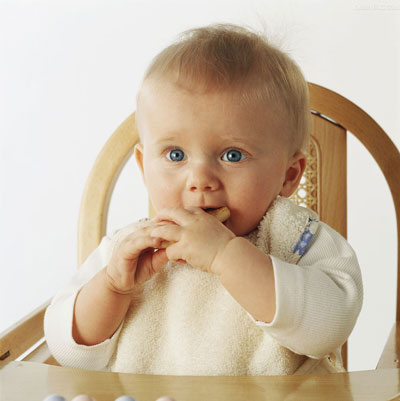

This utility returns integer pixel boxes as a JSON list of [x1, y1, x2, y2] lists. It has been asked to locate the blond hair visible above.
[[139, 24, 310, 154]]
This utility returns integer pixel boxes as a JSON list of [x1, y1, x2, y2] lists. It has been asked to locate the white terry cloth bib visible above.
[[108, 197, 332, 375]]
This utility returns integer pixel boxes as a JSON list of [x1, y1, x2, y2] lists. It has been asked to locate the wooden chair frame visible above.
[[1, 83, 399, 371]]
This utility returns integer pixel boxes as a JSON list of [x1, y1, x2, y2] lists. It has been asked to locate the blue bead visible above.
[[43, 395, 66, 401], [115, 396, 137, 401]]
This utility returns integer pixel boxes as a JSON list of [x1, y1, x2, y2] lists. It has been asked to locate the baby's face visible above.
[[135, 81, 295, 236]]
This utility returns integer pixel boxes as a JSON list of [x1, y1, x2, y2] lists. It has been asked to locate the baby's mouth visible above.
[[200, 206, 231, 226]]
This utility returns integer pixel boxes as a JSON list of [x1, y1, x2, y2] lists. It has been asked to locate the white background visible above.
[[1, 0, 399, 372]]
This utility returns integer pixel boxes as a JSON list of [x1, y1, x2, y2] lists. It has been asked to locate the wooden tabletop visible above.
[[1, 361, 400, 401]]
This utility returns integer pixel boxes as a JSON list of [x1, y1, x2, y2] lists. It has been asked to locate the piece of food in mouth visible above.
[[158, 206, 230, 249], [202, 206, 231, 222]]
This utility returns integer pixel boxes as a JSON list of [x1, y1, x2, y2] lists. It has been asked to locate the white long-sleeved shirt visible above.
[[44, 200, 363, 375]]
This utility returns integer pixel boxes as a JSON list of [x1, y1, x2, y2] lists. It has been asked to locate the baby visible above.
[[44, 24, 363, 375]]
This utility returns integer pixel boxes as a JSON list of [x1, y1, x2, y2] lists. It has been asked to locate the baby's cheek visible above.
[[231, 189, 274, 235], [150, 184, 182, 212], [227, 207, 263, 236]]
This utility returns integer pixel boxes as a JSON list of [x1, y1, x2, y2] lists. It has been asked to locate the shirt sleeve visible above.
[[248, 222, 363, 359], [44, 235, 122, 371]]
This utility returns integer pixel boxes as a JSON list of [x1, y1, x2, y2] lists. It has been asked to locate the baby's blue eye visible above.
[[167, 149, 185, 162], [222, 149, 246, 162]]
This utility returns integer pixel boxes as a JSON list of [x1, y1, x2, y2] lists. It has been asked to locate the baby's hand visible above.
[[106, 221, 169, 294], [151, 207, 235, 275]]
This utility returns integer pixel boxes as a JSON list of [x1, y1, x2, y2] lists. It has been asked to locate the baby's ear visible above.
[[134, 143, 145, 184], [279, 152, 307, 198]]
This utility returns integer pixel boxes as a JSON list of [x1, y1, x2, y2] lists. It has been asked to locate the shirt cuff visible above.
[[246, 255, 301, 331], [45, 289, 123, 371]]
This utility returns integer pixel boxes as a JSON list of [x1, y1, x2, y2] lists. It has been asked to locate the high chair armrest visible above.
[[0, 299, 57, 368], [376, 322, 400, 369]]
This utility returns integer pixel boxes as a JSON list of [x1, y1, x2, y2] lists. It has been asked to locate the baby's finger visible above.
[[153, 207, 195, 226], [164, 242, 187, 265], [151, 224, 181, 249], [151, 248, 169, 269], [118, 222, 166, 246], [118, 232, 162, 260]]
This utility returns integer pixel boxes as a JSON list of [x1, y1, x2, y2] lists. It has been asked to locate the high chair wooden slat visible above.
[[305, 113, 347, 236], [0, 299, 51, 366], [77, 112, 139, 266], [377, 323, 400, 369], [1, 83, 399, 372]]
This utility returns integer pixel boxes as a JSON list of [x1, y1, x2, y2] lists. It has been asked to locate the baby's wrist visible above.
[[103, 267, 139, 296], [211, 237, 239, 277]]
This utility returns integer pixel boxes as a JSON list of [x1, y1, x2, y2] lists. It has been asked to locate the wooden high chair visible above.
[[1, 83, 399, 371]]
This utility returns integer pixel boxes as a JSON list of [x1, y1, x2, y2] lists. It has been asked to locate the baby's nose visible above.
[[186, 163, 221, 192]]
